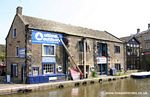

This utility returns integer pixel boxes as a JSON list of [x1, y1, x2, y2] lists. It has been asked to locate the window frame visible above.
[[11, 64, 18, 77], [13, 29, 17, 38], [42, 63, 55, 75], [42, 44, 56, 57], [32, 67, 39, 76], [114, 45, 120, 53], [16, 46, 19, 57], [115, 63, 121, 71]]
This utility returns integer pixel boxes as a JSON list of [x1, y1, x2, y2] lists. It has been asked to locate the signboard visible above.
[[42, 56, 56, 63], [18, 48, 25, 58], [97, 57, 107, 64], [32, 30, 63, 45]]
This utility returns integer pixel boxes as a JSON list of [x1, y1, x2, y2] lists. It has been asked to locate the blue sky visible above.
[[1, 0, 150, 44]]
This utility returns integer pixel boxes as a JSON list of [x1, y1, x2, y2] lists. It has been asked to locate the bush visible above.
[[92, 71, 97, 77]]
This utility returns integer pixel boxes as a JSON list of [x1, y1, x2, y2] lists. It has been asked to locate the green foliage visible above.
[[92, 71, 97, 77], [0, 44, 5, 61], [145, 59, 150, 65], [0, 52, 5, 61]]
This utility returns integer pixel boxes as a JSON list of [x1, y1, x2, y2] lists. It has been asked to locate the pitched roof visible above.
[[120, 35, 140, 44], [120, 36, 132, 42], [20, 15, 123, 43]]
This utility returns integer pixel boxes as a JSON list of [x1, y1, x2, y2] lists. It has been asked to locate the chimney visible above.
[[148, 24, 150, 29], [137, 28, 140, 33], [16, 6, 22, 15]]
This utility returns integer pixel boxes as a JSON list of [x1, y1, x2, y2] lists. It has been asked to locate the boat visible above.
[[131, 71, 150, 79]]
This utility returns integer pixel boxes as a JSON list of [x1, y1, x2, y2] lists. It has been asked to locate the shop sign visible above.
[[32, 30, 63, 45], [97, 57, 107, 64], [42, 56, 56, 63]]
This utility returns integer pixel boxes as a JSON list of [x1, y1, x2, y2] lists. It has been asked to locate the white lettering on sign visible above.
[[32, 30, 63, 45], [97, 57, 107, 64]]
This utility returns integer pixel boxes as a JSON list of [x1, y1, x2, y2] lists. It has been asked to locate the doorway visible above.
[[98, 64, 107, 75], [97, 43, 108, 75]]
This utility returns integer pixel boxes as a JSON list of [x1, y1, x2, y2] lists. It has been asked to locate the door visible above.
[[21, 65, 26, 83], [99, 64, 107, 75]]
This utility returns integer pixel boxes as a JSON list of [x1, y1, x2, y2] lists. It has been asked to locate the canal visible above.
[[3, 78, 150, 97]]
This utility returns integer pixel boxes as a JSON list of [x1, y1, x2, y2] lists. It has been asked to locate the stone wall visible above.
[[6, 14, 26, 83]]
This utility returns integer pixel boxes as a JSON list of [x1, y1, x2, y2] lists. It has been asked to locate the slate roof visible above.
[[19, 15, 123, 43], [120, 35, 140, 44], [120, 36, 132, 42]]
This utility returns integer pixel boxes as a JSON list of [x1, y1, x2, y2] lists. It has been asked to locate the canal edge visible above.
[[0, 75, 130, 95]]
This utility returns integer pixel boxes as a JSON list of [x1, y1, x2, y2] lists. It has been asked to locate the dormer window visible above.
[[13, 29, 17, 38]]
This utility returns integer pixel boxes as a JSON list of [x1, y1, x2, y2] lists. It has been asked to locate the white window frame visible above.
[[42, 44, 56, 56], [43, 63, 55, 74]]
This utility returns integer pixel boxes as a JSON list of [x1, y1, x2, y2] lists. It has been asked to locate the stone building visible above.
[[121, 25, 150, 71], [136, 25, 150, 70], [6, 7, 125, 83]]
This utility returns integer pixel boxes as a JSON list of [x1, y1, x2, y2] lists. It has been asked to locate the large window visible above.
[[42, 44, 55, 56], [114, 46, 120, 53], [43, 63, 55, 74], [97, 43, 107, 57]]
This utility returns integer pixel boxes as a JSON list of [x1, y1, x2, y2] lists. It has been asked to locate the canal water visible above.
[[4, 78, 150, 97]]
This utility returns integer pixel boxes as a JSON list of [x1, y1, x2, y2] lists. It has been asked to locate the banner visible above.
[[32, 30, 63, 45]]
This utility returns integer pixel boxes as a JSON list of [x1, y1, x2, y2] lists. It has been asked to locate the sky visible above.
[[1, 0, 150, 44]]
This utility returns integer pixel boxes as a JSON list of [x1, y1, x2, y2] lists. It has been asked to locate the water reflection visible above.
[[71, 88, 78, 97], [4, 78, 150, 97]]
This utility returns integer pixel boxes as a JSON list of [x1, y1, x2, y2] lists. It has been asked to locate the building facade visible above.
[[121, 36, 140, 70], [136, 25, 150, 70], [6, 7, 125, 83]]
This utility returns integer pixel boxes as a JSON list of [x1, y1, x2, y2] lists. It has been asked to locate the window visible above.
[[114, 46, 120, 53], [16, 47, 19, 57], [79, 41, 84, 52], [127, 44, 130, 46], [32, 67, 39, 76], [115, 64, 121, 71], [136, 45, 139, 47], [13, 29, 17, 38], [79, 41, 88, 52], [97, 43, 107, 57], [43, 63, 55, 74], [42, 44, 55, 56], [11, 64, 18, 77], [132, 39, 135, 41]]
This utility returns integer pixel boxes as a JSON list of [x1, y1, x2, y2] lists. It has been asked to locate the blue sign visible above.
[[42, 56, 56, 63], [18, 48, 25, 58], [32, 30, 63, 45]]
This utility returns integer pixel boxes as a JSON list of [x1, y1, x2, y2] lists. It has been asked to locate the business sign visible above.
[[97, 57, 107, 64], [32, 30, 63, 45], [18, 48, 25, 58], [42, 56, 56, 63]]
